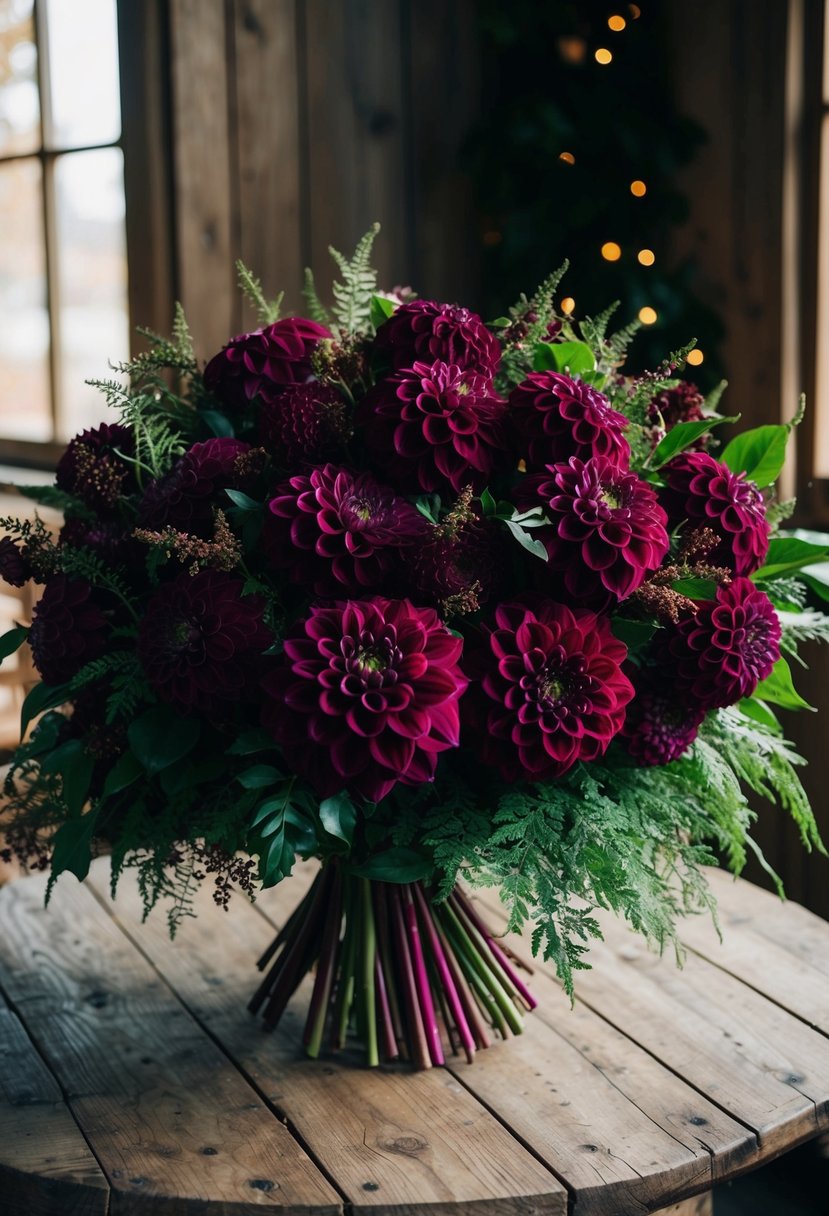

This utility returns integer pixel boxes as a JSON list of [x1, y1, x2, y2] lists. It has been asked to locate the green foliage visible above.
[[327, 223, 381, 337], [721, 424, 789, 487], [236, 260, 283, 325], [302, 268, 332, 326], [648, 415, 738, 471]]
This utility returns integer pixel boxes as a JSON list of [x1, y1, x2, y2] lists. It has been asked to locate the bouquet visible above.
[[2, 225, 827, 1069]]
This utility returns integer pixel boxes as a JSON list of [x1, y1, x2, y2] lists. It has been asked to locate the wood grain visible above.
[[0, 873, 340, 1215], [88, 860, 566, 1216], [0, 1000, 109, 1216]]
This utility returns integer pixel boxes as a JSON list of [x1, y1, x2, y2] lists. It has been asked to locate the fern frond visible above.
[[328, 223, 381, 337], [302, 268, 331, 326], [236, 260, 283, 325]]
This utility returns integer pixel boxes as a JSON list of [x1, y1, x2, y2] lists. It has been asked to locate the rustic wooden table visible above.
[[1, 858, 828, 1216]]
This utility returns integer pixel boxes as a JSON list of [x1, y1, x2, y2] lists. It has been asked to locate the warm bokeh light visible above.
[[560, 296, 576, 315], [686, 348, 704, 366], [601, 241, 622, 262], [630, 179, 647, 197], [638, 306, 658, 325], [482, 230, 502, 247], [557, 35, 588, 64], [629, 4, 642, 17], [608, 15, 627, 31], [559, 151, 576, 165], [595, 48, 613, 65], [637, 248, 655, 266]]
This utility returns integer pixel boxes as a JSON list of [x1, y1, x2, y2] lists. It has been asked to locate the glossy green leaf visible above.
[[753, 656, 814, 711], [720, 424, 789, 487], [672, 578, 718, 600], [49, 808, 101, 883], [101, 750, 144, 800], [369, 294, 395, 330], [738, 697, 781, 733], [532, 339, 596, 376], [20, 681, 70, 738], [236, 764, 282, 790], [350, 848, 433, 883], [0, 624, 28, 665], [649, 415, 738, 470], [753, 538, 829, 581], [226, 728, 275, 756], [224, 488, 261, 511], [127, 707, 201, 776], [200, 409, 235, 438], [504, 520, 548, 561], [319, 792, 357, 845], [610, 618, 656, 649]]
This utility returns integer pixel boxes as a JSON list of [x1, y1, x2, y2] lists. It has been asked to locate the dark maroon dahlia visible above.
[[463, 599, 634, 782], [410, 516, 509, 616], [137, 569, 272, 713], [518, 455, 669, 605], [60, 517, 142, 574], [258, 381, 351, 466], [660, 451, 770, 577], [0, 537, 30, 588], [509, 371, 630, 472], [668, 576, 781, 709], [204, 317, 332, 409], [374, 299, 501, 377], [29, 575, 108, 685], [360, 360, 508, 496], [138, 438, 251, 538], [647, 381, 708, 451], [264, 464, 427, 597], [621, 667, 706, 766], [55, 423, 136, 512], [261, 598, 466, 802]]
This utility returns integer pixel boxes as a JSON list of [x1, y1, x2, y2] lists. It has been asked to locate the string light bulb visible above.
[[601, 241, 622, 262], [595, 47, 613, 64], [630, 179, 647, 197], [560, 296, 576, 315], [559, 151, 576, 165], [687, 349, 704, 366], [637, 248, 655, 266], [638, 306, 657, 325], [628, 3, 641, 17], [608, 14, 627, 31]]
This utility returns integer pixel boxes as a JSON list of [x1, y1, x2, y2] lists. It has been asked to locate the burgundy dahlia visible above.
[[264, 464, 427, 597], [647, 381, 708, 451], [374, 299, 501, 376], [360, 360, 509, 496], [463, 600, 634, 782], [621, 668, 706, 766], [55, 424, 136, 512], [258, 381, 351, 466], [29, 575, 108, 685], [261, 598, 466, 802], [204, 317, 332, 409], [510, 371, 630, 472], [138, 438, 252, 538], [660, 451, 770, 576], [518, 456, 669, 604], [137, 569, 272, 713], [0, 537, 30, 588], [410, 516, 508, 616], [668, 577, 781, 709]]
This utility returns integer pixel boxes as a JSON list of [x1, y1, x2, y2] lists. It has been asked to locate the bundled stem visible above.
[[249, 862, 535, 1067]]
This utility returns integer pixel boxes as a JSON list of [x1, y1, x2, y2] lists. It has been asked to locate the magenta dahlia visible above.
[[518, 455, 669, 604], [138, 438, 252, 538], [137, 570, 272, 713], [621, 668, 706, 766], [360, 360, 508, 496], [510, 371, 630, 471], [463, 599, 633, 782], [55, 423, 136, 512], [374, 299, 501, 377], [258, 381, 351, 466], [204, 317, 332, 409], [668, 577, 781, 709], [261, 598, 466, 802], [0, 537, 30, 588], [264, 464, 427, 597], [660, 451, 770, 576], [410, 516, 509, 616], [29, 575, 108, 685]]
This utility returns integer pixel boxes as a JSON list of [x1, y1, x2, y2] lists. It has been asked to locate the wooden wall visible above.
[[124, 0, 482, 362]]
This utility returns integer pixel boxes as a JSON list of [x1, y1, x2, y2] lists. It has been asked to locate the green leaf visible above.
[[236, 763, 282, 790], [504, 520, 548, 561], [649, 416, 738, 470], [753, 656, 814, 711], [200, 409, 235, 438], [127, 707, 201, 776], [350, 847, 432, 883], [721, 425, 789, 487], [101, 750, 143, 800], [369, 294, 395, 330], [224, 488, 261, 511], [20, 681, 70, 738], [800, 569, 829, 602], [738, 697, 781, 733], [413, 494, 441, 524], [250, 792, 290, 830], [672, 577, 718, 600], [319, 792, 357, 845], [0, 624, 28, 665], [610, 618, 656, 649], [753, 538, 829, 581], [39, 738, 95, 816], [49, 808, 101, 883], [532, 340, 596, 376], [479, 487, 497, 516], [226, 728, 274, 756]]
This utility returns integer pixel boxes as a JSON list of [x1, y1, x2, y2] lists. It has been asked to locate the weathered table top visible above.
[[1, 859, 829, 1216]]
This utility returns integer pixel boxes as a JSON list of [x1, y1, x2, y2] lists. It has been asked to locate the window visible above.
[[0, 0, 128, 465]]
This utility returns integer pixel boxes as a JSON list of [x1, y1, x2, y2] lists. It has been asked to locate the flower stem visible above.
[[361, 879, 379, 1068], [413, 884, 476, 1063]]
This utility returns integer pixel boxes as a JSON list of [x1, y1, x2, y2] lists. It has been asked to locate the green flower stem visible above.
[[304, 866, 342, 1059], [433, 914, 492, 1050], [440, 901, 524, 1036], [374, 882, 406, 1056], [334, 879, 357, 1051], [361, 878, 379, 1068]]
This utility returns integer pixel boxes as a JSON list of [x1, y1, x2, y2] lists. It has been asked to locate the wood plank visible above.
[[0, 872, 341, 1215], [0, 999, 109, 1216], [88, 861, 566, 1216], [231, 0, 305, 318], [654, 1197, 711, 1216], [169, 0, 237, 358], [474, 886, 829, 1162]]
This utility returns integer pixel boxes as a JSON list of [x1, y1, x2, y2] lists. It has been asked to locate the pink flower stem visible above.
[[304, 865, 343, 1057], [452, 888, 538, 1011], [444, 896, 524, 1034], [374, 951, 399, 1061], [373, 882, 406, 1057], [432, 913, 491, 1051], [413, 884, 476, 1063], [403, 885, 444, 1066], [390, 883, 431, 1070]]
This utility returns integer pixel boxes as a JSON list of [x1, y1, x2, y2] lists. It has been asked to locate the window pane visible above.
[[54, 147, 129, 439], [0, 0, 40, 156], [43, 0, 120, 150], [0, 158, 51, 441]]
